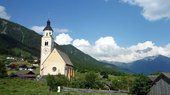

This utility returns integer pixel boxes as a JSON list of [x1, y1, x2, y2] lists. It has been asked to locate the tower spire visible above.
[[47, 19, 50, 26], [43, 19, 53, 31]]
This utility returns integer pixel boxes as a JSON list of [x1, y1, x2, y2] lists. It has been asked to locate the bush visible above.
[[70, 72, 105, 89], [55, 74, 69, 87], [70, 73, 86, 88], [46, 74, 69, 91], [46, 74, 57, 91], [85, 72, 98, 88], [130, 74, 151, 95], [100, 71, 109, 79]]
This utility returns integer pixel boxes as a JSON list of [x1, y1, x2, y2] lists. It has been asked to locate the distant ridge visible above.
[[113, 55, 170, 75]]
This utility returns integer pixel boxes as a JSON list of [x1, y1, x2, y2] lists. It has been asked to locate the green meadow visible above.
[[0, 78, 127, 95]]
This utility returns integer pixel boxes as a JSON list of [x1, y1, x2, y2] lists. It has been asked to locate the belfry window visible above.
[[45, 41, 48, 46], [46, 33, 48, 36]]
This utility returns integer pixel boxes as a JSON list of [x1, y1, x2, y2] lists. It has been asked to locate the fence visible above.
[[63, 87, 128, 94]]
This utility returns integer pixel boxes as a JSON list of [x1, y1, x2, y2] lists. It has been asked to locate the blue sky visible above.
[[1, 0, 170, 62]]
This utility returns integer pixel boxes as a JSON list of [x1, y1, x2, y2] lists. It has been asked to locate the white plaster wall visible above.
[[41, 49, 66, 75]]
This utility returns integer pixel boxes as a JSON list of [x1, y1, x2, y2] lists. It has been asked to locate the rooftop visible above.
[[43, 19, 53, 31]]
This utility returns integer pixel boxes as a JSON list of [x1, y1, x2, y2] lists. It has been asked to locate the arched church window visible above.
[[52, 67, 57, 72], [46, 33, 48, 36], [45, 41, 48, 46]]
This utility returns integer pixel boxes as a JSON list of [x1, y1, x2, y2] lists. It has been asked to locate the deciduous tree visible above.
[[130, 74, 151, 95]]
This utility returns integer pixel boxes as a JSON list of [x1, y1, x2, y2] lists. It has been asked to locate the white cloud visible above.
[[0, 5, 10, 20], [95, 37, 119, 51], [122, 0, 170, 21], [31, 26, 44, 34], [53, 33, 170, 63], [164, 44, 170, 56], [71, 36, 170, 63], [73, 39, 91, 53], [125, 41, 166, 62], [55, 33, 73, 45], [73, 39, 90, 47]]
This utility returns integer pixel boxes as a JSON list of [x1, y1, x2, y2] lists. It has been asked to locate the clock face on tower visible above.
[[43, 48, 49, 54]]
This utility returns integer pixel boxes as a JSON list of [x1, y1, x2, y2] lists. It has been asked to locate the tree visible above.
[[100, 71, 109, 79], [46, 74, 69, 91], [130, 74, 151, 95], [46, 74, 57, 91], [70, 73, 86, 88], [85, 72, 98, 88], [111, 79, 120, 90], [0, 60, 7, 78], [55, 74, 69, 87]]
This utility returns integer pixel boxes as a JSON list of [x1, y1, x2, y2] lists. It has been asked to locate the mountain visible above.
[[0, 18, 40, 57], [102, 61, 132, 73], [0, 18, 122, 74], [128, 55, 170, 75], [113, 55, 170, 75], [0, 34, 39, 57]]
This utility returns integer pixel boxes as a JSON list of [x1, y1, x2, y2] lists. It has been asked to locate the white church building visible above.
[[40, 20, 74, 79]]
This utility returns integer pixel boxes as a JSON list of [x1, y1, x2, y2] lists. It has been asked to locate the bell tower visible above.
[[40, 20, 54, 75]]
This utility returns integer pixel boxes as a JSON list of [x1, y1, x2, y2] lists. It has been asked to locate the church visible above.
[[40, 20, 74, 79]]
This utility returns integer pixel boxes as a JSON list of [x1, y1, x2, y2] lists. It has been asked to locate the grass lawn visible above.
[[0, 78, 128, 95]]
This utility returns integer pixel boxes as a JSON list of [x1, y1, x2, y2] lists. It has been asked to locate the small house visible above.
[[15, 70, 36, 79], [148, 73, 170, 95]]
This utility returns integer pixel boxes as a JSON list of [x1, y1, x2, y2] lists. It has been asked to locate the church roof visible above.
[[43, 19, 53, 31], [57, 49, 73, 66]]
